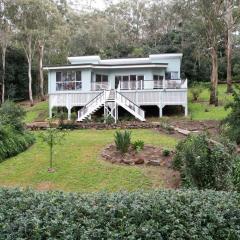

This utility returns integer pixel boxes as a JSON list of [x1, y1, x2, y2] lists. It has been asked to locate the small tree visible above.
[[39, 121, 66, 172]]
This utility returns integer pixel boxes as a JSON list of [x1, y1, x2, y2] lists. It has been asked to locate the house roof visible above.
[[43, 63, 168, 70], [43, 53, 182, 70]]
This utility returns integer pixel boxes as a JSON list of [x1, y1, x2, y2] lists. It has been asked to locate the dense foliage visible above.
[[0, 100, 26, 132], [2, 47, 38, 101], [0, 188, 239, 239], [0, 101, 34, 161], [222, 85, 240, 144], [0, 125, 34, 161], [173, 134, 236, 190], [114, 130, 131, 154]]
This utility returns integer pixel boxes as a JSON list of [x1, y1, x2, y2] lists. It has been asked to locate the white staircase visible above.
[[115, 91, 145, 121], [77, 90, 145, 122], [77, 91, 106, 121]]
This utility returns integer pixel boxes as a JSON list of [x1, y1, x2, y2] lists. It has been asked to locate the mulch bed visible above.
[[101, 144, 173, 167]]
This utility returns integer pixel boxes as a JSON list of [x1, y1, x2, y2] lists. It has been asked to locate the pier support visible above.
[[159, 105, 163, 118], [67, 107, 71, 120]]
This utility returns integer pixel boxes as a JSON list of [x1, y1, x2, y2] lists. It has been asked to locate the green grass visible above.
[[0, 129, 177, 192], [24, 101, 48, 123], [188, 84, 233, 121]]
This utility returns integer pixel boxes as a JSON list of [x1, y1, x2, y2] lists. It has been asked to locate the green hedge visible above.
[[0, 127, 35, 161], [0, 188, 240, 239]]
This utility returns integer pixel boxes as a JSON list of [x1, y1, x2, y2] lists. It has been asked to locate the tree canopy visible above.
[[0, 0, 240, 102]]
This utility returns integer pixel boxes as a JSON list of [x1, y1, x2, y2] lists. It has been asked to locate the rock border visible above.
[[101, 144, 174, 167]]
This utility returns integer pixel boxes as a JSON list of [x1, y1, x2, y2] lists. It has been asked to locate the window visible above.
[[130, 75, 136, 89], [117, 75, 144, 90], [165, 71, 178, 80], [115, 76, 121, 89], [122, 76, 129, 89], [137, 75, 144, 89], [153, 75, 163, 89], [171, 72, 178, 80], [93, 74, 108, 90], [56, 71, 82, 91]]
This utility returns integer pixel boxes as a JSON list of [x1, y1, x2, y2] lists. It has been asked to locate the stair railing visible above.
[[116, 91, 145, 120], [78, 91, 105, 120]]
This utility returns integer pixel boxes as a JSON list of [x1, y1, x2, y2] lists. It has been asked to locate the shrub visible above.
[[232, 156, 240, 192], [0, 100, 26, 132], [114, 130, 131, 154], [71, 112, 77, 124], [104, 115, 115, 125], [190, 85, 203, 101], [173, 133, 235, 190], [57, 111, 67, 127], [0, 188, 240, 239], [222, 85, 240, 144], [132, 140, 144, 152], [159, 120, 174, 134], [0, 102, 35, 161], [162, 148, 170, 156], [0, 125, 35, 162]]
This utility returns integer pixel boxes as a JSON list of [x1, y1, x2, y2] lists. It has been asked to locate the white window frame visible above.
[[56, 71, 82, 91]]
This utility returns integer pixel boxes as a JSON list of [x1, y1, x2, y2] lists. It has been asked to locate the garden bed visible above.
[[102, 144, 174, 166]]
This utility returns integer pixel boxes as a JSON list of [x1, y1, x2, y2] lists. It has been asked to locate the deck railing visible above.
[[91, 82, 109, 91], [119, 79, 186, 90]]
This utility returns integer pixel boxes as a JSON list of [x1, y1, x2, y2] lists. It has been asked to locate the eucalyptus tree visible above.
[[10, 0, 52, 106], [175, 0, 225, 106], [37, 1, 62, 101], [0, 0, 13, 104], [224, 0, 240, 93]]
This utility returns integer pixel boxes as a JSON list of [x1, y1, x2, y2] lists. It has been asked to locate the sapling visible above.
[[39, 120, 67, 172]]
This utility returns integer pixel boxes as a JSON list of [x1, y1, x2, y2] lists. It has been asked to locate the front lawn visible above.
[[0, 129, 177, 192]]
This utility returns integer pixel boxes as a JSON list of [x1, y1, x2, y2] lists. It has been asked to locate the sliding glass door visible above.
[[115, 75, 144, 90]]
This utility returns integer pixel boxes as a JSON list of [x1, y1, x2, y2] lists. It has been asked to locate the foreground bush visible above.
[[173, 133, 235, 190], [0, 188, 239, 239]]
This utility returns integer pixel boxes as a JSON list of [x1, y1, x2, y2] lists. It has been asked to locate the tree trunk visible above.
[[38, 41, 45, 101], [225, 0, 233, 93], [209, 47, 218, 106], [1, 47, 6, 104], [226, 31, 233, 93], [27, 38, 34, 106]]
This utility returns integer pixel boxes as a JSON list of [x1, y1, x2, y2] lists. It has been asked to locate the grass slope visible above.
[[0, 129, 177, 192], [189, 84, 232, 121], [24, 101, 48, 123]]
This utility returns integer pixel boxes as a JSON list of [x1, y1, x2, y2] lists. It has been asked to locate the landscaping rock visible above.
[[134, 158, 144, 164], [122, 159, 134, 165], [147, 160, 161, 166]]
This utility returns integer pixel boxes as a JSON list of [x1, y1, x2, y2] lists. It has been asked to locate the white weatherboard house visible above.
[[43, 54, 188, 122]]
